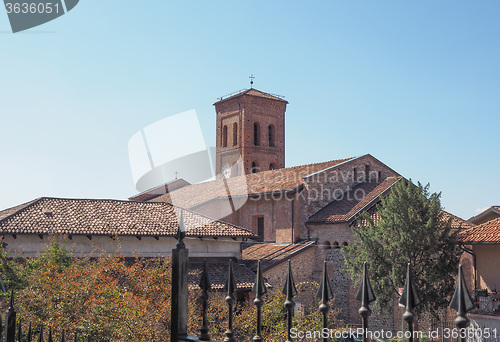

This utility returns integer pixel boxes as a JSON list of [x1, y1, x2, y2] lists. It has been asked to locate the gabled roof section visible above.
[[468, 206, 500, 225], [214, 88, 288, 104], [307, 176, 402, 224], [441, 211, 477, 231], [129, 178, 190, 202], [150, 157, 356, 208], [241, 240, 316, 272], [0, 197, 254, 238], [458, 217, 500, 244]]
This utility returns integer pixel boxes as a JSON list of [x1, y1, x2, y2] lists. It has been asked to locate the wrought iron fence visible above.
[[0, 232, 479, 342], [169, 230, 475, 342]]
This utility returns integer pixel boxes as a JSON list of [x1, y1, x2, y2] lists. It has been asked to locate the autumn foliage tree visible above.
[[0, 239, 339, 341]]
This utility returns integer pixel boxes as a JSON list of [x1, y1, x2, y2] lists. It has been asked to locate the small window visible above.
[[222, 125, 228, 147], [268, 125, 275, 147], [257, 217, 264, 241], [254, 122, 260, 146], [233, 123, 238, 146], [269, 163, 275, 170]]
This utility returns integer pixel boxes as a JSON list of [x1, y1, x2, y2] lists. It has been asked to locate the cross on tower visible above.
[[249, 74, 255, 88]]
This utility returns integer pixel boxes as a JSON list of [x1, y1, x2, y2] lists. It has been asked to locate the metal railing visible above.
[[0, 231, 477, 342], [169, 229, 474, 342]]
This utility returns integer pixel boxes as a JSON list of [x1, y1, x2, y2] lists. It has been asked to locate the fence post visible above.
[[27, 322, 32, 342], [171, 213, 190, 342], [356, 262, 376, 342], [38, 325, 43, 342], [252, 260, 267, 342], [316, 261, 333, 342], [449, 265, 474, 342], [399, 263, 421, 342], [4, 290, 16, 342], [283, 260, 297, 342], [223, 259, 237, 342]]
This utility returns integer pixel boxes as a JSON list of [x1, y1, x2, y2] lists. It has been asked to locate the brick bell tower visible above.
[[214, 86, 288, 178]]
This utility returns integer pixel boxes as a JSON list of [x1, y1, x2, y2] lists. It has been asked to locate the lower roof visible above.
[[459, 217, 500, 244], [0, 197, 254, 238]]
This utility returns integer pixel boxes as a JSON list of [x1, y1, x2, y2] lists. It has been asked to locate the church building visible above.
[[139, 86, 473, 328]]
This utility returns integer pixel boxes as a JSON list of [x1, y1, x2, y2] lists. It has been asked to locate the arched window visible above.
[[269, 163, 275, 170], [253, 122, 260, 146], [251, 162, 259, 174], [233, 123, 238, 146], [222, 125, 228, 147], [268, 125, 275, 147]]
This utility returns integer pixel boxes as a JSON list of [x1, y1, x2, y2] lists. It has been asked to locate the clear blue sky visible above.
[[1, 1, 499, 220]]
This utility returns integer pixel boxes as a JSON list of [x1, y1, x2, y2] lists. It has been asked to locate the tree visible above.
[[342, 179, 461, 317]]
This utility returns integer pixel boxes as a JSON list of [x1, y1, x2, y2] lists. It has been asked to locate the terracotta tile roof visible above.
[[353, 206, 476, 232], [0, 197, 254, 238], [150, 157, 356, 208], [458, 217, 500, 244], [214, 88, 288, 104], [241, 241, 316, 272], [441, 211, 477, 231], [307, 176, 401, 224], [188, 262, 256, 290]]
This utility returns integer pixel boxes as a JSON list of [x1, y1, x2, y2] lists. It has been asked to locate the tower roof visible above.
[[214, 88, 288, 105]]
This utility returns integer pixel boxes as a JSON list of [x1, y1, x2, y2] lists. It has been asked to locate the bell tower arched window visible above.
[[254, 122, 260, 146], [222, 125, 228, 147], [268, 124, 275, 147], [233, 123, 238, 146]]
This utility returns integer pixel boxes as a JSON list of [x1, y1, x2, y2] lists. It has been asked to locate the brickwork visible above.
[[214, 89, 287, 177], [262, 246, 317, 308]]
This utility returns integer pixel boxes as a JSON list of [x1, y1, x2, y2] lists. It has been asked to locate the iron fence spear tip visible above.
[[27, 322, 32, 342], [450, 264, 474, 329], [399, 263, 421, 311], [356, 262, 376, 315], [225, 259, 236, 295], [316, 260, 333, 302], [252, 260, 267, 296], [48, 326, 53, 342], [38, 325, 43, 342], [282, 260, 297, 299], [199, 259, 211, 292]]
